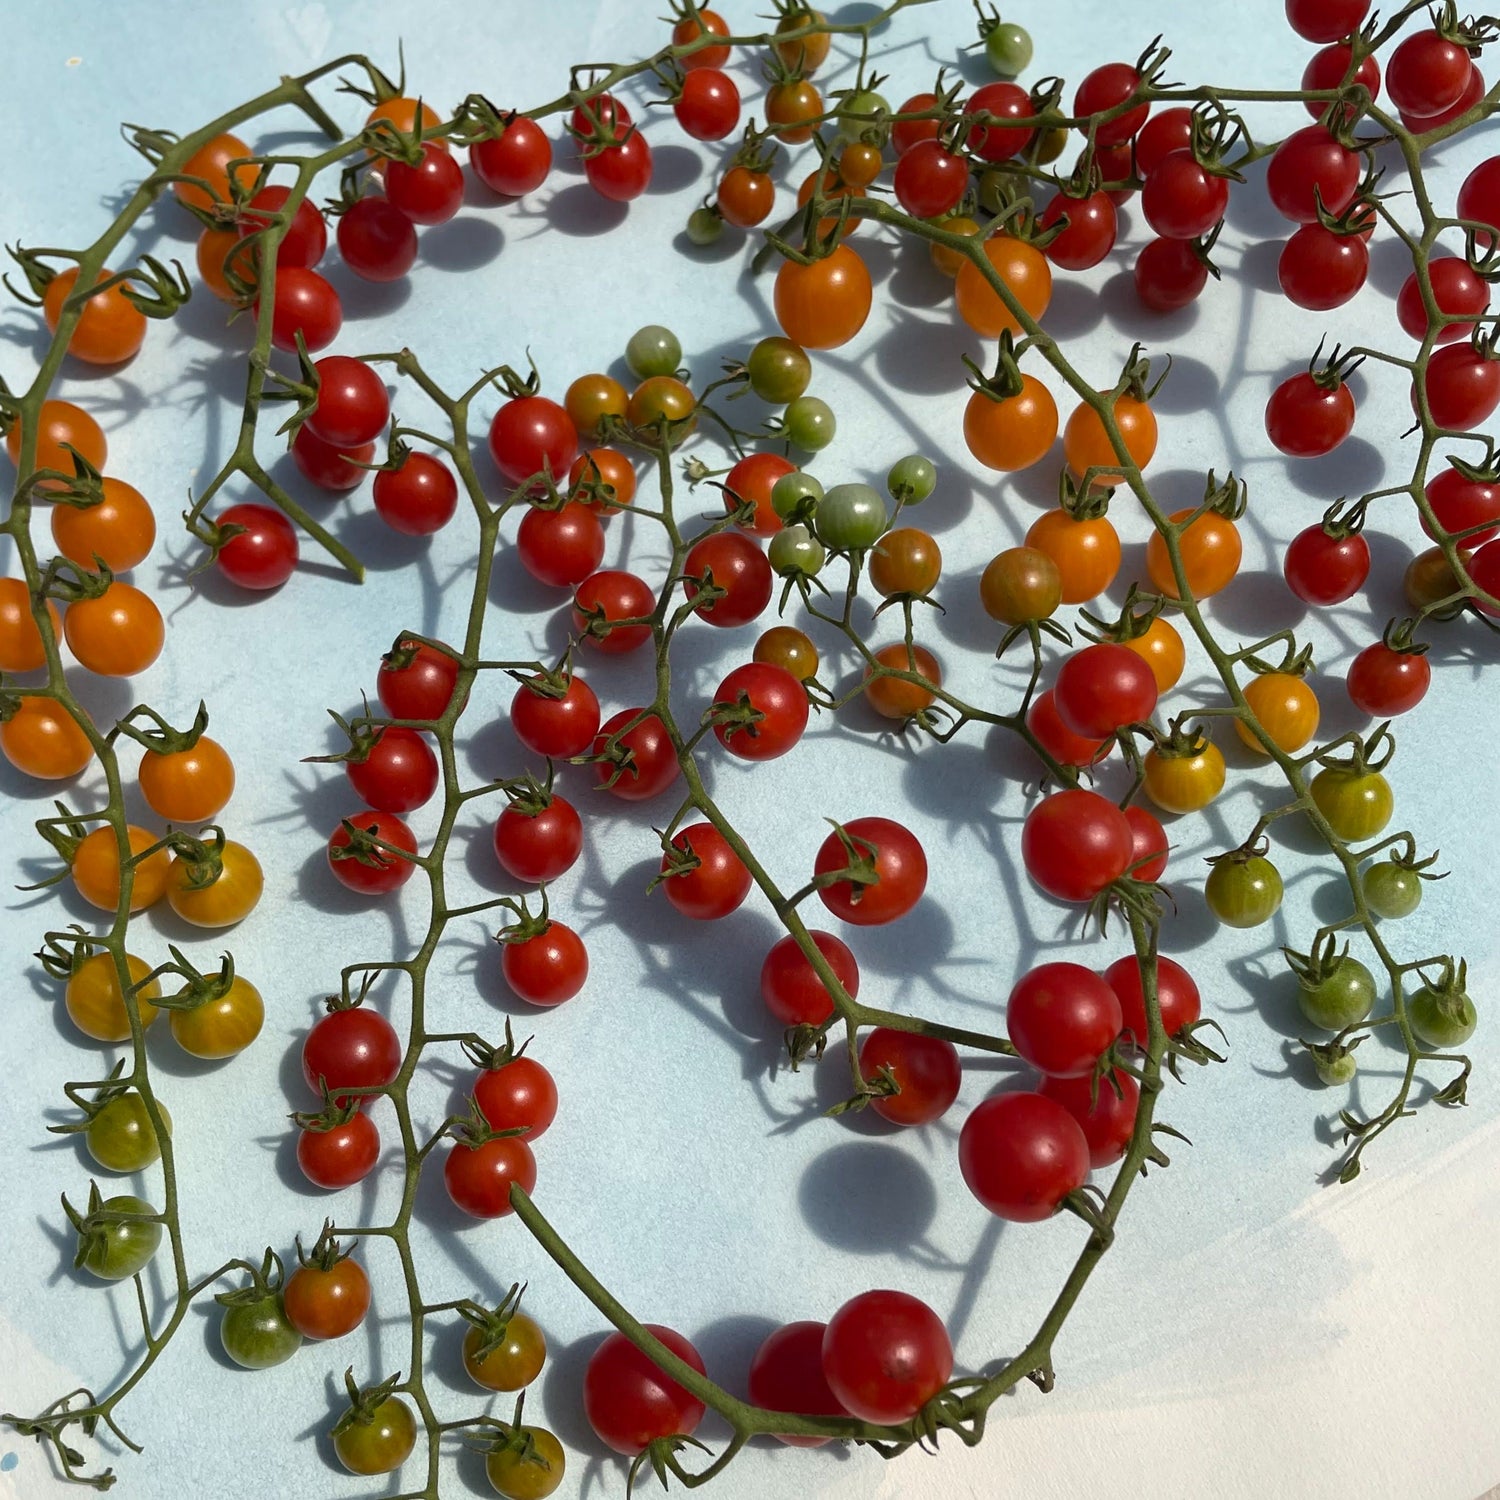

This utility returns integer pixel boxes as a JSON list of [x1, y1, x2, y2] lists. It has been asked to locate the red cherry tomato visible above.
[[1266, 370, 1355, 456], [378, 641, 458, 721], [346, 727, 440, 813], [963, 82, 1035, 162], [488, 394, 579, 490], [1141, 151, 1229, 239], [517, 503, 605, 588], [1265, 125, 1360, 224], [1284, 524, 1370, 604], [683, 531, 773, 627], [760, 930, 859, 1027], [372, 451, 459, 536], [1039, 189, 1118, 271], [857, 1028, 961, 1126], [893, 139, 969, 219], [1073, 61, 1149, 144], [1301, 42, 1382, 120], [336, 196, 418, 282], [297, 1112, 381, 1189], [723, 452, 797, 535], [712, 662, 809, 761], [674, 69, 741, 141], [660, 823, 752, 920], [1103, 954, 1202, 1043], [1021, 789, 1133, 903], [241, 184, 328, 268], [573, 570, 655, 654], [1397, 257, 1490, 343], [510, 673, 600, 758], [821, 1290, 952, 1424], [1134, 236, 1209, 312], [1346, 641, 1431, 716], [471, 116, 554, 196], [493, 795, 583, 884], [292, 427, 374, 492], [501, 922, 588, 1007], [1006, 962, 1124, 1077], [1387, 28, 1473, 119], [959, 1092, 1090, 1221], [443, 1133, 537, 1218], [308, 356, 389, 448], [1026, 689, 1111, 770], [384, 142, 466, 226], [1285, 0, 1370, 44], [747, 1323, 847, 1446], [302, 1006, 403, 1105], [584, 1327, 706, 1455], [813, 817, 926, 926], [214, 503, 298, 590], [1423, 462, 1500, 545], [1053, 642, 1159, 739], [1123, 805, 1169, 883], [1416, 341, 1500, 430], [1038, 1069, 1140, 1167], [593, 709, 680, 801], [474, 1054, 558, 1141], [262, 266, 342, 352], [1134, 106, 1193, 176], [326, 810, 419, 896], [584, 132, 654, 201], [1277, 224, 1369, 311]]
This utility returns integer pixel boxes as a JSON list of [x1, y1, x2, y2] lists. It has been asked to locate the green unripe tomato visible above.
[[1205, 855, 1284, 928], [220, 1292, 303, 1369], [984, 20, 1033, 77], [332, 1394, 418, 1475], [625, 325, 682, 380], [746, 336, 811, 403], [836, 88, 890, 144], [771, 469, 824, 524], [1409, 981, 1477, 1049], [686, 207, 724, 245], [886, 454, 937, 505], [783, 395, 836, 451], [815, 483, 888, 551], [1361, 859, 1424, 919], [1297, 954, 1376, 1032], [76, 1194, 162, 1281], [86, 1093, 172, 1173], [485, 1424, 566, 1497], [1310, 766, 1394, 842], [1313, 1048, 1359, 1086], [769, 524, 826, 578]]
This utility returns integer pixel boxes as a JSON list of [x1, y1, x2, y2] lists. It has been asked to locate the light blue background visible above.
[[3, 3, 1499, 1499]]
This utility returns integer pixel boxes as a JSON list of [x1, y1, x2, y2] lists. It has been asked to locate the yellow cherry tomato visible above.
[[1143, 739, 1226, 814], [169, 975, 265, 1059], [1237, 673, 1320, 754], [165, 841, 264, 928], [65, 952, 161, 1043], [72, 825, 171, 912]]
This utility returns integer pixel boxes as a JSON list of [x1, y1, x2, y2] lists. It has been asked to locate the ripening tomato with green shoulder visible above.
[[564, 373, 628, 439], [1146, 508, 1243, 598], [463, 1311, 548, 1391], [1236, 673, 1320, 754], [65, 951, 161, 1042], [165, 840, 264, 927], [1024, 507, 1121, 603], [979, 546, 1062, 624]]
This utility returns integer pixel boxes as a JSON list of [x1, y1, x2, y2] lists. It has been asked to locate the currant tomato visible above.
[[501, 922, 588, 1006], [1347, 642, 1430, 716], [959, 1092, 1090, 1221], [302, 1005, 403, 1105], [493, 795, 583, 885], [472, 116, 553, 196], [510, 673, 600, 758], [373, 451, 459, 535], [475, 1055, 558, 1141], [379, 640, 459, 721], [1053, 643, 1158, 738], [857, 1029, 961, 1126], [1284, 523, 1370, 604], [822, 1290, 953, 1423], [747, 1323, 847, 1447], [684, 531, 773, 626], [1278, 224, 1369, 310], [761, 930, 859, 1027], [1265, 370, 1355, 456], [1397, 258, 1490, 342], [964, 375, 1058, 471], [1265, 126, 1360, 223], [593, 710, 679, 801], [1141, 151, 1229, 239], [489, 395, 579, 490], [1103, 954, 1202, 1042], [774, 244, 873, 350], [326, 810, 419, 895], [572, 569, 655, 653], [297, 1112, 380, 1189], [1135, 236, 1209, 313], [954, 235, 1052, 338], [1022, 789, 1133, 902], [1007, 963, 1124, 1077], [814, 817, 926, 926], [336, 196, 419, 282], [712, 662, 809, 760], [65, 580, 165, 677], [214, 502, 298, 590], [584, 1327, 707, 1454], [661, 823, 752, 920], [1038, 1070, 1139, 1168]]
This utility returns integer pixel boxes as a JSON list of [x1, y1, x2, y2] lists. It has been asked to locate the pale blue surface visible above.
[[3, 3, 1500, 1499]]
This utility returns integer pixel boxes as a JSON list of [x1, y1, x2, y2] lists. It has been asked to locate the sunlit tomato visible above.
[[1236, 673, 1320, 753], [567, 447, 636, 517], [822, 1290, 953, 1424], [1008, 962, 1124, 1077], [365, 96, 446, 146], [1396, 258, 1489, 343], [475, 1055, 558, 1142], [444, 1132, 537, 1217], [584, 131, 654, 201], [283, 1254, 371, 1342], [774, 245, 873, 350], [1146, 508, 1243, 598], [1103, 953, 1202, 1041], [593, 709, 680, 801], [584, 1327, 707, 1455], [63, 582, 164, 677], [493, 793, 582, 885], [302, 1003, 403, 1105], [796, 167, 865, 239], [565, 373, 629, 440], [0, 578, 59, 673], [379, 639, 459, 721], [385, 141, 466, 225], [954, 235, 1052, 338], [1063, 394, 1158, 484], [723, 452, 796, 535], [979, 546, 1062, 624], [774, 6, 831, 72], [840, 141, 884, 188], [1120, 616, 1185, 692], [1054, 642, 1159, 738], [1039, 1069, 1139, 1168], [766, 78, 823, 143], [1266, 369, 1355, 456], [173, 130, 257, 210], [718, 165, 775, 227], [761, 930, 859, 1027], [959, 1092, 1089, 1221], [297, 1111, 381, 1190], [1135, 235, 1210, 312], [814, 817, 926, 926], [1039, 189, 1118, 270], [1415, 340, 1500, 430], [489, 395, 578, 490], [1, 696, 94, 779], [372, 450, 458, 535], [1310, 764, 1394, 840], [747, 1322, 847, 1448], [661, 822, 753, 920], [1024, 508, 1122, 603], [510, 673, 599, 759], [964, 375, 1058, 471], [1021, 789, 1133, 902], [1387, 26, 1472, 117], [1266, 125, 1360, 223], [964, 80, 1036, 160], [1283, 523, 1370, 604], [713, 661, 809, 760], [1124, 804, 1170, 882], [1141, 151, 1230, 239], [1277, 223, 1369, 310], [169, 974, 265, 1059], [894, 139, 968, 218], [857, 1028, 960, 1126], [930, 214, 980, 277], [892, 91, 940, 155], [72, 823, 171, 912], [1135, 106, 1194, 176], [864, 642, 941, 720], [166, 840, 265, 927], [1285, 0, 1371, 43], [326, 810, 420, 895], [675, 68, 740, 140], [684, 531, 773, 626], [1026, 689, 1110, 769], [1142, 738, 1226, 814], [869, 529, 940, 598], [463, 1309, 548, 1394], [335, 195, 419, 282], [573, 569, 655, 653], [1347, 641, 1431, 716], [239, 184, 328, 269], [517, 503, 606, 589], [52, 478, 157, 572], [7, 399, 107, 483], [65, 952, 160, 1042], [1423, 463, 1500, 545], [471, 116, 553, 197], [43, 268, 148, 365], [672, 6, 731, 68], [755, 624, 820, 681], [260, 266, 343, 353]]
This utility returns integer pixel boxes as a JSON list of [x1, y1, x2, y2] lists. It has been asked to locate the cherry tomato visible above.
[[43, 267, 148, 365], [365, 95, 446, 143], [1, 696, 94, 779], [445, 1133, 537, 1218], [166, 839, 264, 928], [840, 141, 884, 187], [76, 1194, 162, 1281], [718, 165, 775, 227], [1143, 739, 1226, 814], [1362, 858, 1424, 920], [0, 578, 58, 673], [1053, 642, 1158, 738], [214, 502, 298, 590], [1074, 60, 1149, 143], [260, 266, 342, 353], [489, 395, 578, 490], [284, 1256, 371, 1341], [306, 357, 389, 450], [963, 81, 1035, 160], [72, 824, 170, 912], [584, 132, 654, 201], [1121, 616, 1185, 692], [864, 641, 941, 720], [723, 452, 796, 536], [869, 529, 940, 598], [980, 545, 1063, 623], [755, 624, 819, 681], [332, 1394, 417, 1476], [7, 398, 107, 484], [510, 673, 599, 758], [627, 374, 697, 434], [516, 504, 605, 589], [1039, 189, 1118, 270], [65, 952, 160, 1042], [1397, 257, 1489, 345], [169, 974, 265, 1059], [464, 1310, 548, 1393], [379, 640, 459, 721], [1124, 805, 1170, 882], [672, 5, 731, 68], [472, 117, 553, 197], [1134, 236, 1210, 312], [63, 582, 162, 678], [1103, 953, 1202, 1042], [240, 184, 328, 268], [1278, 223, 1368, 310], [173, 131, 256, 211], [1205, 854, 1284, 928], [891, 91, 939, 155], [929, 213, 981, 277], [822, 1290, 952, 1423], [1063, 394, 1158, 484], [1345, 639, 1430, 716], [960, 1092, 1089, 1221], [1423, 462, 1500, 545], [712, 662, 809, 760], [1266, 126, 1360, 223], [326, 810, 419, 895], [485, 1426, 565, 1498], [761, 930, 859, 1027], [814, 817, 926, 926], [593, 709, 679, 801], [573, 569, 655, 654], [565, 373, 629, 439], [774, 245, 873, 350], [747, 1322, 847, 1446], [1008, 963, 1123, 1077], [1265, 370, 1354, 456], [1135, 107, 1194, 176], [1416, 340, 1500, 430], [1457, 154, 1500, 246], [773, 8, 831, 72], [336, 196, 419, 282], [372, 450, 458, 535], [568, 447, 637, 514], [1021, 789, 1133, 902], [1026, 689, 1110, 769], [954, 235, 1052, 338], [1024, 508, 1121, 603], [386, 142, 466, 225], [584, 1327, 706, 1454], [302, 1005, 403, 1104], [502, 922, 588, 1006], [292, 426, 373, 492], [964, 375, 1058, 472], [675, 68, 740, 141], [661, 823, 752, 920], [297, 1112, 380, 1189], [1285, 0, 1370, 43], [684, 532, 773, 626], [347, 727, 440, 813], [1387, 27, 1472, 117], [857, 1028, 960, 1126], [892, 139, 968, 218], [1311, 764, 1393, 839], [1141, 151, 1229, 239], [1284, 524, 1370, 604], [1147, 507, 1242, 598], [86, 1091, 170, 1173], [475, 1056, 558, 1142], [766, 78, 823, 142], [1039, 1069, 1139, 1168], [493, 795, 583, 885], [1236, 672, 1320, 753]]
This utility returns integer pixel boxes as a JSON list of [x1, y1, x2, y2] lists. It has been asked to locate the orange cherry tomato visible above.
[[196, 223, 253, 302], [755, 625, 819, 680], [931, 215, 981, 278], [63, 582, 164, 678], [869, 529, 941, 597], [718, 166, 775, 228], [1120, 617, 1185, 692], [174, 132, 258, 213], [774, 244, 873, 350], [139, 736, 236, 823], [839, 142, 884, 188], [43, 268, 148, 366], [979, 546, 1062, 624], [767, 79, 823, 143], [774, 8, 832, 73], [672, 6, 731, 69], [166, 840, 264, 928], [1146, 508, 1243, 599], [1236, 673, 1320, 754], [72, 824, 171, 913], [0, 578, 61, 673], [65, 952, 161, 1043], [627, 376, 697, 433], [1063, 394, 1159, 485], [365, 98, 447, 146], [1024, 508, 1121, 604], [565, 373, 629, 439], [964, 375, 1058, 472], [954, 235, 1052, 338], [0, 697, 93, 779], [567, 448, 637, 514], [796, 168, 864, 237], [865, 642, 942, 719], [5, 399, 107, 483], [283, 1255, 372, 1342], [51, 477, 157, 572]]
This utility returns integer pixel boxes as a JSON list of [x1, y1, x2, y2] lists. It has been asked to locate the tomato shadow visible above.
[[882, 237, 961, 312], [419, 215, 505, 274], [1227, 948, 1309, 1040], [795, 1139, 953, 1267], [646, 143, 705, 196], [1201, 566, 1306, 638], [946, 1216, 1006, 1349], [330, 503, 449, 578], [320, 256, 416, 323], [544, 183, 630, 238], [673, 221, 747, 264], [869, 306, 971, 398], [1041, 274, 1110, 342], [537, 1333, 621, 1492], [1365, 225, 1419, 299], [1235, 237, 1285, 299], [1280, 435, 1388, 505]]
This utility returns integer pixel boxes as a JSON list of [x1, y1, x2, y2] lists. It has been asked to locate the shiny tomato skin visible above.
[[302, 1006, 403, 1105], [1265, 125, 1360, 223], [444, 1134, 537, 1218], [1038, 1069, 1140, 1167], [471, 117, 554, 196], [723, 452, 797, 536], [501, 923, 588, 1006], [858, 1028, 961, 1125], [661, 823, 752, 920], [593, 709, 679, 801], [1123, 805, 1169, 882], [1053, 643, 1159, 739], [372, 451, 460, 535], [813, 817, 926, 925], [474, 1055, 558, 1141], [1006, 962, 1124, 1077], [747, 1322, 847, 1446], [326, 810, 419, 895], [1283, 524, 1370, 604], [1423, 463, 1500, 546], [584, 1327, 707, 1455], [683, 531, 773, 626], [1022, 789, 1133, 902], [773, 244, 873, 350], [1346, 642, 1431, 716], [488, 396, 579, 489], [572, 570, 655, 654], [378, 641, 458, 721], [516, 503, 606, 588], [346, 726, 440, 813], [1026, 689, 1110, 769], [262, 266, 342, 352], [821, 1290, 952, 1424], [493, 796, 584, 884], [283, 1257, 371, 1341], [712, 662, 809, 761], [510, 673, 600, 758], [1141, 151, 1229, 239], [1103, 954, 1202, 1042], [958, 1091, 1090, 1221], [385, 142, 466, 225], [292, 426, 375, 492], [336, 196, 419, 282], [298, 1112, 380, 1189], [760, 930, 859, 1026], [584, 132, 654, 201], [214, 502, 298, 590]]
